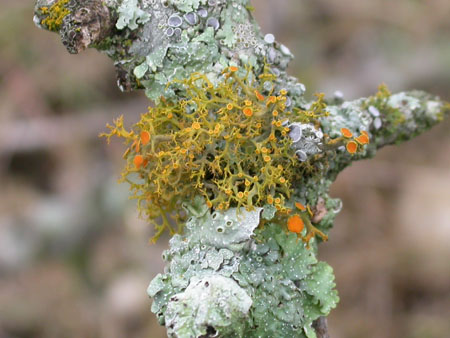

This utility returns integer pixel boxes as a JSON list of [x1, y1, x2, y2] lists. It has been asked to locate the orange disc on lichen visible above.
[[140, 131, 150, 145], [266, 96, 277, 106], [229, 66, 238, 72], [361, 130, 369, 136], [346, 141, 358, 154], [192, 122, 201, 130], [255, 90, 265, 101], [243, 107, 253, 117], [295, 202, 306, 211], [356, 134, 369, 145], [340, 127, 353, 138], [134, 155, 144, 169], [288, 214, 304, 234]]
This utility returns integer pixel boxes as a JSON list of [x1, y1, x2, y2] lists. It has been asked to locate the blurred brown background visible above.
[[0, 1, 449, 337]]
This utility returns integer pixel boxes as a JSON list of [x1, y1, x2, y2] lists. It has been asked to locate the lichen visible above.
[[164, 275, 252, 337], [116, 0, 150, 30], [102, 66, 338, 241], [39, 0, 70, 32], [32, 0, 450, 336], [148, 202, 339, 338]]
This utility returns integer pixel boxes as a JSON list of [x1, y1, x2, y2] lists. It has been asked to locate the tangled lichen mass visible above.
[[103, 66, 337, 241]]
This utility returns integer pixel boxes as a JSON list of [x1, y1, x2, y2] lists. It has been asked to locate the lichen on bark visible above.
[[34, 1, 449, 337]]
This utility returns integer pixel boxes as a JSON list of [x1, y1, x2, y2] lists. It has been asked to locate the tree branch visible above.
[[33, 1, 448, 337]]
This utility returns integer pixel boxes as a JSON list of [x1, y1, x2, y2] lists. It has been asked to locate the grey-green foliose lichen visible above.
[[148, 198, 339, 338], [36, 0, 299, 102]]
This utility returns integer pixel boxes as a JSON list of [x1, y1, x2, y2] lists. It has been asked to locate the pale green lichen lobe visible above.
[[116, 0, 150, 30], [164, 275, 252, 337]]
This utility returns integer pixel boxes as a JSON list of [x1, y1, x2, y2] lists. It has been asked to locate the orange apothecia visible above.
[[340, 127, 353, 138], [140, 131, 150, 145], [134, 155, 145, 169], [255, 90, 265, 101], [295, 202, 306, 211], [346, 141, 358, 154], [243, 107, 253, 117], [288, 215, 305, 234], [356, 134, 369, 145], [266, 96, 277, 106]]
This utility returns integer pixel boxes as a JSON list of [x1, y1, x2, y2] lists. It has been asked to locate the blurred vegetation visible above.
[[0, 1, 449, 337]]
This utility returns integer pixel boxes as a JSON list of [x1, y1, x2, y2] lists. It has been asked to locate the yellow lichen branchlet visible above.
[[40, 0, 70, 32], [102, 66, 326, 241]]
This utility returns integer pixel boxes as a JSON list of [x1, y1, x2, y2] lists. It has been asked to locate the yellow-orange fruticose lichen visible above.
[[39, 0, 70, 32], [102, 66, 326, 241]]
